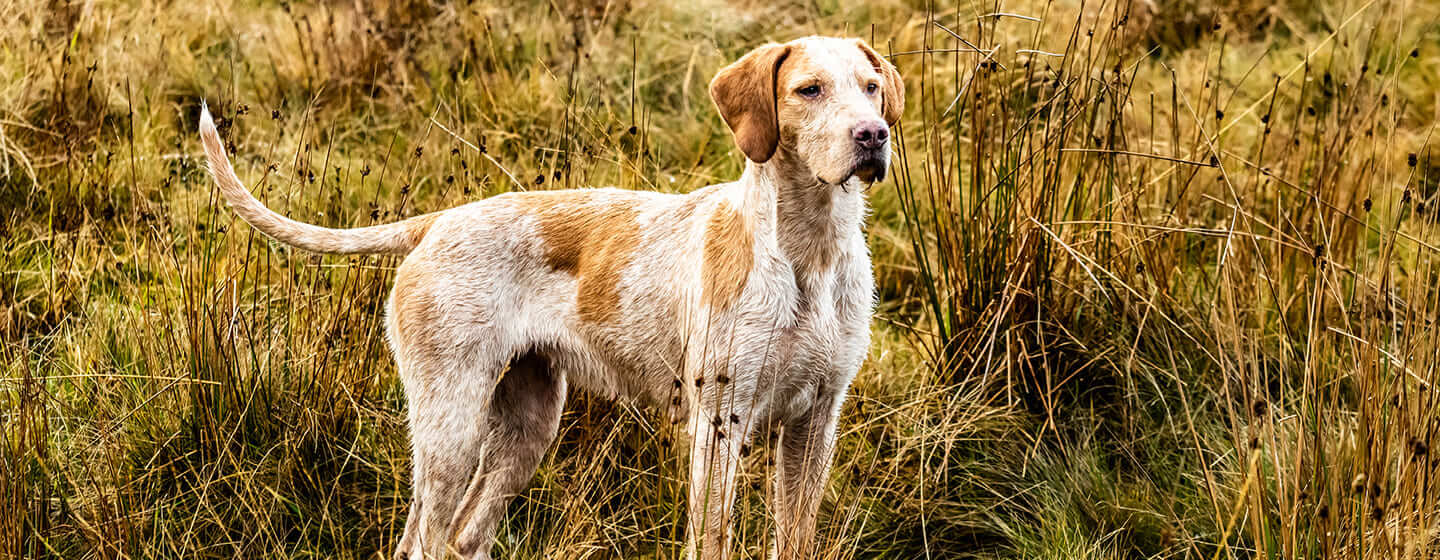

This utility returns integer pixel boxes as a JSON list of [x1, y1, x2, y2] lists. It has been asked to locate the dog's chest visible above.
[[767, 248, 874, 385]]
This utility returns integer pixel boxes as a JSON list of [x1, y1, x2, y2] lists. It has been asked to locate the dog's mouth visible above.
[[850, 158, 888, 184], [819, 152, 890, 187]]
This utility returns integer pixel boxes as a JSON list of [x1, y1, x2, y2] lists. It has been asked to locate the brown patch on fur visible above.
[[390, 261, 441, 356], [710, 43, 791, 163], [521, 192, 641, 323], [403, 213, 440, 249], [702, 202, 754, 310], [855, 40, 906, 125]]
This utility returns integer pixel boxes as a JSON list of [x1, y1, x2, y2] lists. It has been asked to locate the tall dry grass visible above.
[[892, 0, 1440, 557], [3, 0, 1439, 559]]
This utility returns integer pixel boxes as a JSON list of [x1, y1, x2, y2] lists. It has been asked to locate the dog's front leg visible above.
[[686, 403, 753, 560], [771, 389, 844, 560]]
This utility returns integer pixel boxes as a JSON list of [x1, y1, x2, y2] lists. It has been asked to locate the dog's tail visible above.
[[198, 102, 436, 255]]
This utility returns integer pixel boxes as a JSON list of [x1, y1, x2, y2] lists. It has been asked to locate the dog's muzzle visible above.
[[850, 121, 890, 183]]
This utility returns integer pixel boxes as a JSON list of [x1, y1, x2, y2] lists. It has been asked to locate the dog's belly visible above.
[[545, 324, 684, 409], [530, 267, 689, 409]]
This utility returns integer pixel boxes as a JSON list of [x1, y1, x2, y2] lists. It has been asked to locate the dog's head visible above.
[[710, 36, 904, 185]]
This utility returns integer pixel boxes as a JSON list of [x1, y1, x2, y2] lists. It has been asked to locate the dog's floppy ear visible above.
[[710, 43, 791, 163], [856, 40, 905, 126]]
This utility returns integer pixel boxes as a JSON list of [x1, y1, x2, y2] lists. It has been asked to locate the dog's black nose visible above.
[[853, 122, 889, 150]]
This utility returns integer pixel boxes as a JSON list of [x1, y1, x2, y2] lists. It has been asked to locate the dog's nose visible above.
[[852, 122, 889, 150]]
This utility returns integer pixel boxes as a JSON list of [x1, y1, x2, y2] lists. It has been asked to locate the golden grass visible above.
[[3, 0, 1439, 558]]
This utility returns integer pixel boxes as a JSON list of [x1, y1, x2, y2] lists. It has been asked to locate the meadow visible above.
[[3, 0, 1439, 558]]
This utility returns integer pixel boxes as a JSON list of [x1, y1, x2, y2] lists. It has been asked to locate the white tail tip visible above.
[[199, 100, 214, 132]]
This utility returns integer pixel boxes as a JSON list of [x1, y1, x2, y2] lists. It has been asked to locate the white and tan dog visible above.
[[198, 36, 903, 560]]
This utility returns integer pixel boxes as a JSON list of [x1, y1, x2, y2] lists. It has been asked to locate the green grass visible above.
[[4, 0, 1440, 558]]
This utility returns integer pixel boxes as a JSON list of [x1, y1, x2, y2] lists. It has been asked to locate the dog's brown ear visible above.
[[856, 40, 905, 126], [710, 43, 791, 163]]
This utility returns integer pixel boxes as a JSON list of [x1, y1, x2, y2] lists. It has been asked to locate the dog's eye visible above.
[[866, 82, 879, 95], [797, 85, 822, 98]]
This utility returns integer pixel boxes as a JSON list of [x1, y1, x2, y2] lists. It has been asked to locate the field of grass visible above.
[[4, 0, 1440, 558]]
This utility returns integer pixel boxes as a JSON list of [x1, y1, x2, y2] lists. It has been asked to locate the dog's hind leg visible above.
[[394, 407, 426, 560], [450, 352, 567, 560], [394, 356, 503, 560]]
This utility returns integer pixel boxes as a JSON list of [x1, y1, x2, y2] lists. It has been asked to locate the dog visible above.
[[198, 35, 902, 560]]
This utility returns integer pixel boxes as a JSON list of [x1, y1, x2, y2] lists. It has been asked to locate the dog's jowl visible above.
[[199, 35, 903, 560]]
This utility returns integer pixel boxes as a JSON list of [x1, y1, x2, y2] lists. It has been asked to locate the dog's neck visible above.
[[741, 149, 866, 285]]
